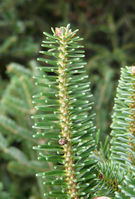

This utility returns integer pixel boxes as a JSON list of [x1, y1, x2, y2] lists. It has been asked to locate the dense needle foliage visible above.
[[0, 1, 135, 198], [1, 0, 135, 136], [32, 25, 135, 198]]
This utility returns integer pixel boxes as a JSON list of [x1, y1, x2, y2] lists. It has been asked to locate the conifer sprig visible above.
[[110, 66, 135, 169], [33, 24, 96, 198], [32, 24, 135, 199]]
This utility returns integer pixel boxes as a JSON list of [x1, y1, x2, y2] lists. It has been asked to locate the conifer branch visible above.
[[56, 27, 79, 198], [33, 24, 97, 199], [32, 24, 135, 199], [129, 66, 135, 164], [110, 66, 135, 169]]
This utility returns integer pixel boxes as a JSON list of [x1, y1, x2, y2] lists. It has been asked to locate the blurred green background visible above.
[[0, 0, 135, 198]]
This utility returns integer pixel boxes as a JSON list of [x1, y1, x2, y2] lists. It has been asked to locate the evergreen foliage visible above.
[[0, 1, 135, 197], [0, 62, 47, 198], [32, 25, 135, 199], [110, 66, 135, 169], [33, 25, 97, 199], [1, 0, 135, 138]]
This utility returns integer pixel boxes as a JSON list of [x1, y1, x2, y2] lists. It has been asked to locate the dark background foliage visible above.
[[0, 0, 135, 198]]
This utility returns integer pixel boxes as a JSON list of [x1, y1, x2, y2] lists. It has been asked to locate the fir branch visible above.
[[115, 167, 135, 198], [0, 62, 47, 198], [129, 66, 135, 164], [55, 27, 79, 198], [110, 66, 135, 169], [92, 160, 124, 198], [33, 24, 97, 198]]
